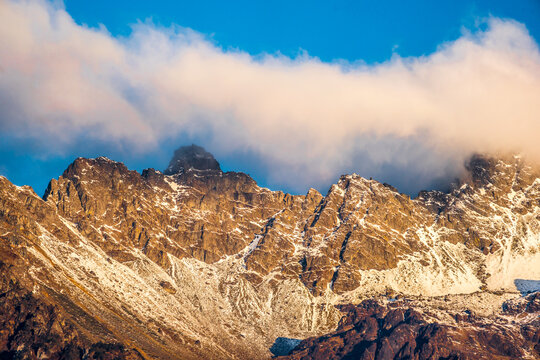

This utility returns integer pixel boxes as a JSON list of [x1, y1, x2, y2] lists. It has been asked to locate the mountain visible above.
[[0, 147, 539, 359], [163, 144, 221, 175], [280, 292, 540, 360]]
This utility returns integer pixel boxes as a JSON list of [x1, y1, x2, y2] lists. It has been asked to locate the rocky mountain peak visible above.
[[164, 144, 221, 175]]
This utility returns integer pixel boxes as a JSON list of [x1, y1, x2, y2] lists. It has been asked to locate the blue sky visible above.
[[64, 0, 540, 62], [1, 0, 540, 197]]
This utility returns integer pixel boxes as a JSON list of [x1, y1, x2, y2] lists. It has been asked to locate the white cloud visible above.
[[1, 0, 540, 193]]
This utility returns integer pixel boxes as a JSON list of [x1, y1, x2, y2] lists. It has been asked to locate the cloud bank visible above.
[[1, 0, 540, 194]]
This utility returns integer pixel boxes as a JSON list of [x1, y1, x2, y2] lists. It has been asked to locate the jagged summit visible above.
[[164, 144, 221, 175]]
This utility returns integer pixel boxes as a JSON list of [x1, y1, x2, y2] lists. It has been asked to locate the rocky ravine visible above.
[[0, 145, 539, 359]]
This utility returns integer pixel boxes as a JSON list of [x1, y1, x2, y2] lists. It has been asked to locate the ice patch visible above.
[[270, 337, 302, 356], [514, 279, 540, 295]]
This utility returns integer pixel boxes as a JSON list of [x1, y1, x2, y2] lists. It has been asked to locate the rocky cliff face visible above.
[[280, 293, 540, 360], [0, 147, 539, 359]]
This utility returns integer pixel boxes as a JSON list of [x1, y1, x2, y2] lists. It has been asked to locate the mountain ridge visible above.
[[0, 148, 539, 359]]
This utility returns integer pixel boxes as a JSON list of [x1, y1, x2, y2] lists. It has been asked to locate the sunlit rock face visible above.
[[0, 147, 539, 359]]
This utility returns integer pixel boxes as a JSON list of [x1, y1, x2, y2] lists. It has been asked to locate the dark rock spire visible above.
[[164, 144, 221, 175]]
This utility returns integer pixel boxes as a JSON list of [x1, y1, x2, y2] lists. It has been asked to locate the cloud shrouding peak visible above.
[[1, 0, 540, 194]]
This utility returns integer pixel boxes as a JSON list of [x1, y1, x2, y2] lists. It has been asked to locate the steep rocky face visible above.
[[280, 293, 540, 360], [40, 152, 540, 297], [43, 155, 318, 265], [0, 149, 539, 359], [248, 154, 540, 297]]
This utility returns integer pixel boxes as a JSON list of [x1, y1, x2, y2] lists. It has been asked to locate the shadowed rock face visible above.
[[0, 147, 539, 359], [279, 293, 540, 360], [164, 145, 221, 175], [0, 262, 144, 360]]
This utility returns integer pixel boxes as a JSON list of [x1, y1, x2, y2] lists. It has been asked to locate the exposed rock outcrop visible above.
[[164, 145, 221, 175], [280, 293, 540, 359]]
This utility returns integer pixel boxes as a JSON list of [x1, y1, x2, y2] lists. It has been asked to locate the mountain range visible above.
[[0, 145, 538, 359]]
